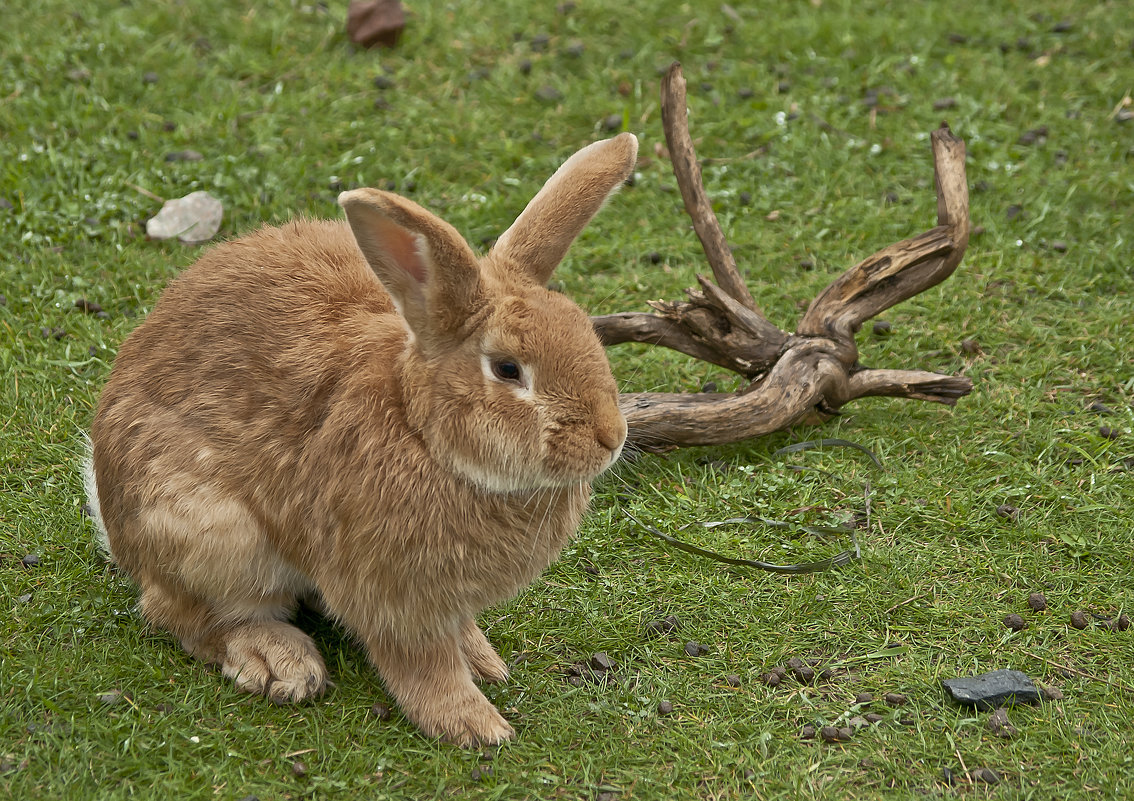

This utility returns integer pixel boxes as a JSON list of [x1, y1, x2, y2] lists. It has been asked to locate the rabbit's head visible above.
[[339, 134, 637, 492]]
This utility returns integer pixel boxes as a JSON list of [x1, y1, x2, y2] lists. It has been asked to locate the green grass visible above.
[[3, 0, 1133, 798]]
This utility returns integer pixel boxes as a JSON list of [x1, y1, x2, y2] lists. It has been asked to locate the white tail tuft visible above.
[[81, 437, 112, 559]]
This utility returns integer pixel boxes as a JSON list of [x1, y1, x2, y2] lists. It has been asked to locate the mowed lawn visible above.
[[2, 1, 1133, 799]]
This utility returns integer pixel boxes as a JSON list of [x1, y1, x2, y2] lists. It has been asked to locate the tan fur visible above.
[[88, 134, 638, 746]]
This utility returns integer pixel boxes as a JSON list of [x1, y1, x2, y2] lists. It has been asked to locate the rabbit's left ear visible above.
[[492, 133, 638, 286], [339, 189, 483, 345]]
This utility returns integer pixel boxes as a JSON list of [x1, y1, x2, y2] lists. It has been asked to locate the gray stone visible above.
[[942, 669, 1039, 710]]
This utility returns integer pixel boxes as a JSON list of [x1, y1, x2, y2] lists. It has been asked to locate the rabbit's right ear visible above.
[[492, 133, 638, 286], [339, 190, 483, 344]]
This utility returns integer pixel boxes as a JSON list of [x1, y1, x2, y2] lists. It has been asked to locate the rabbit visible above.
[[86, 133, 638, 747]]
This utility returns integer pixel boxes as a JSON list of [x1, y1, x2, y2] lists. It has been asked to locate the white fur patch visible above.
[[80, 437, 111, 558]]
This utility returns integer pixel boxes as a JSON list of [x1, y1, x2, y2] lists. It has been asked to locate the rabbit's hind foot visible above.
[[217, 619, 329, 704]]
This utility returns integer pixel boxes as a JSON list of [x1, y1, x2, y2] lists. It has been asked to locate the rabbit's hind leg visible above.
[[139, 579, 328, 704]]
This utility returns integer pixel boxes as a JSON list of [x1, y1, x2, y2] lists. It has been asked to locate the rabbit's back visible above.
[[91, 220, 406, 565]]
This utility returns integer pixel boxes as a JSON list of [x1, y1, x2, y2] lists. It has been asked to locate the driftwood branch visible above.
[[596, 62, 972, 452]]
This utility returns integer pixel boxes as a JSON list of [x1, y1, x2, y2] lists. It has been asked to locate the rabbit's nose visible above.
[[594, 415, 627, 453]]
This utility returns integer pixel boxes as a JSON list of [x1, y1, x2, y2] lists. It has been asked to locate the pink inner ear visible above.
[[378, 216, 428, 285]]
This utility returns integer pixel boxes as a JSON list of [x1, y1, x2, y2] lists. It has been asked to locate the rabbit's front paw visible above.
[[460, 618, 509, 683], [426, 695, 516, 748], [219, 620, 328, 704]]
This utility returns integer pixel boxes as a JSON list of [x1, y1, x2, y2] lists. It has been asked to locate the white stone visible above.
[[146, 190, 223, 244]]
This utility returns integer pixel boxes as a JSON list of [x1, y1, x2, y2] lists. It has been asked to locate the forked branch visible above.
[[596, 62, 972, 451]]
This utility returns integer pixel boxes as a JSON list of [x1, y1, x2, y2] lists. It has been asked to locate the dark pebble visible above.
[[1017, 126, 1048, 146], [971, 767, 1000, 785], [794, 666, 816, 683], [1099, 425, 1120, 440], [384, 179, 397, 191], [777, 81, 791, 94], [370, 702, 392, 720], [142, 71, 159, 84], [1052, 20, 1073, 33], [535, 85, 562, 102], [1005, 204, 1023, 219], [291, 761, 307, 778], [644, 613, 679, 638], [1070, 611, 1090, 629], [657, 700, 674, 715], [800, 724, 816, 739], [518, 59, 532, 75], [883, 692, 908, 706], [1117, 613, 1130, 631], [737, 87, 755, 99], [556, 1, 575, 13], [1028, 592, 1048, 611], [819, 668, 835, 681], [403, 180, 416, 193], [1050, 240, 1068, 252], [602, 114, 622, 132], [763, 672, 781, 687], [373, 75, 395, 90], [74, 298, 104, 314], [738, 191, 752, 205], [470, 765, 492, 780], [864, 712, 884, 724], [947, 32, 968, 44], [1087, 401, 1115, 414], [942, 669, 1039, 709], [819, 725, 849, 743], [855, 692, 874, 705], [797, 258, 813, 270], [961, 338, 981, 354], [996, 504, 1019, 519], [589, 652, 616, 672], [872, 320, 892, 336], [565, 41, 585, 58], [530, 34, 550, 52], [987, 707, 1016, 738], [567, 675, 584, 687], [701, 381, 717, 393], [22, 554, 41, 568], [847, 715, 868, 729], [162, 121, 176, 132], [1039, 683, 1064, 701], [1004, 613, 1027, 631], [684, 641, 710, 657], [725, 674, 742, 688], [646, 251, 662, 264]]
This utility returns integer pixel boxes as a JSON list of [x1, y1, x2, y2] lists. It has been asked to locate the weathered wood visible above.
[[660, 62, 761, 314], [596, 65, 972, 451]]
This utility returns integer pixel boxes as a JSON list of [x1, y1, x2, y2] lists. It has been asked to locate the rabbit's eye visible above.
[[491, 359, 523, 384]]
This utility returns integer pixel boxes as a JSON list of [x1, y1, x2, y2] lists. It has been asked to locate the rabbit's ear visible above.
[[492, 133, 638, 286], [339, 189, 483, 343]]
